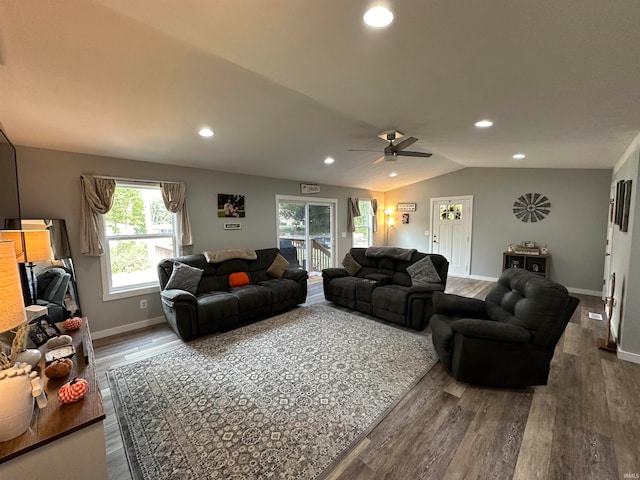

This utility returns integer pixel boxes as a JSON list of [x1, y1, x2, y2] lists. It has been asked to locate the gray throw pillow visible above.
[[164, 262, 203, 294], [406, 256, 441, 285], [342, 253, 362, 276]]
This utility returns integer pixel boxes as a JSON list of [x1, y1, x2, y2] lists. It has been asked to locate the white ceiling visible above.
[[1, 0, 639, 191]]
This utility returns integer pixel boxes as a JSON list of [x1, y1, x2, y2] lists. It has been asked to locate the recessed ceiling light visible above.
[[199, 128, 214, 137], [324, 157, 335, 164], [389, 172, 398, 177], [474, 120, 493, 128], [513, 153, 526, 159], [363, 6, 395, 28]]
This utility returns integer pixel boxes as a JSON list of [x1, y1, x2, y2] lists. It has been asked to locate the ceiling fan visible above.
[[349, 131, 432, 164]]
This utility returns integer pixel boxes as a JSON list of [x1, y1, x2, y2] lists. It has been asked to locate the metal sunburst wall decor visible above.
[[513, 193, 551, 222]]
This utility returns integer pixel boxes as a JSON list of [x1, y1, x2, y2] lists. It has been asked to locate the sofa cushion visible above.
[[164, 262, 203, 294], [266, 253, 289, 278], [259, 278, 299, 304], [342, 253, 362, 276], [229, 271, 251, 287], [372, 285, 410, 315], [230, 285, 271, 313], [407, 256, 441, 285], [196, 291, 238, 328]]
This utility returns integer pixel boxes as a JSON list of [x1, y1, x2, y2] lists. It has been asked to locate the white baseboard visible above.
[[468, 274, 499, 282], [566, 287, 602, 297], [91, 316, 165, 340], [616, 347, 640, 365]]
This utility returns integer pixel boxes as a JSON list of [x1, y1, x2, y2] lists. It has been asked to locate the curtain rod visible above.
[[83, 174, 181, 184]]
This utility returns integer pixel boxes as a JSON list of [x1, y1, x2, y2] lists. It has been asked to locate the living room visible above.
[[1, 1, 640, 479]]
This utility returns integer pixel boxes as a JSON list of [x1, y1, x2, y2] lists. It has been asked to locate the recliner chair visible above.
[[36, 266, 71, 323], [430, 268, 579, 387]]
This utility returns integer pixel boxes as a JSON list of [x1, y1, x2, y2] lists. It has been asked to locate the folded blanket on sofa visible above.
[[365, 246, 417, 261], [203, 249, 257, 263]]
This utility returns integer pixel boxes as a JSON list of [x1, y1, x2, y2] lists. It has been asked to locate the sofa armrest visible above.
[[451, 318, 531, 343], [160, 288, 197, 305], [322, 267, 350, 280], [282, 268, 309, 282], [432, 292, 487, 318]]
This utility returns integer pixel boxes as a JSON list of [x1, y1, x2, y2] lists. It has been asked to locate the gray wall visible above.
[[609, 133, 640, 360], [16, 146, 382, 335], [384, 167, 611, 292]]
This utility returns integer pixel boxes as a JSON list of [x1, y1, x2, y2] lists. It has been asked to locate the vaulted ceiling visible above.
[[2, 1, 639, 191]]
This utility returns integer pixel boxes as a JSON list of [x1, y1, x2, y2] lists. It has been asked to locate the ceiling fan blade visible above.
[[397, 150, 433, 158], [372, 155, 385, 164], [391, 136, 418, 152], [349, 149, 382, 153]]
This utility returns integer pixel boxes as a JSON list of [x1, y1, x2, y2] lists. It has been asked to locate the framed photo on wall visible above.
[[217, 194, 246, 218], [621, 180, 632, 232]]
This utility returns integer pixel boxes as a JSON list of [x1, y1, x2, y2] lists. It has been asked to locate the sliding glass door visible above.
[[276, 196, 336, 274]]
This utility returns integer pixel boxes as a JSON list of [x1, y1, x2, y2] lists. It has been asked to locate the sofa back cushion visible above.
[[486, 268, 573, 346], [347, 248, 448, 287], [157, 248, 284, 294]]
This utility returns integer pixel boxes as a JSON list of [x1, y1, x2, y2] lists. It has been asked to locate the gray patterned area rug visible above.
[[107, 305, 438, 479]]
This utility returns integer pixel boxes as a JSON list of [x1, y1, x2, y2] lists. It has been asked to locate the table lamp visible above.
[[0, 230, 52, 305], [0, 240, 41, 442]]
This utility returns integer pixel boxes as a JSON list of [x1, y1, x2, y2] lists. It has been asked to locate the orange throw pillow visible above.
[[229, 271, 250, 287]]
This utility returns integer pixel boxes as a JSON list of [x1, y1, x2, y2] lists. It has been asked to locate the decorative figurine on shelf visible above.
[[507, 244, 514, 252], [540, 244, 549, 255]]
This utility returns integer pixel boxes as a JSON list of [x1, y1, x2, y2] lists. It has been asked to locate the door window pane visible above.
[[439, 203, 463, 221]]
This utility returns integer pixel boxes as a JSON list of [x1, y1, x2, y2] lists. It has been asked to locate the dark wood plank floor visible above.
[[93, 275, 640, 480]]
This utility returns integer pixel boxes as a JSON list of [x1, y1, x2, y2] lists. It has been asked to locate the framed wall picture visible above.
[[621, 180, 632, 232], [402, 213, 410, 224], [218, 194, 246, 218], [300, 183, 321, 194], [396, 203, 416, 212], [615, 180, 624, 225]]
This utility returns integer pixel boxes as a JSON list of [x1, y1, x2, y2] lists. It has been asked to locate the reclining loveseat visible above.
[[157, 248, 308, 340], [322, 247, 449, 330]]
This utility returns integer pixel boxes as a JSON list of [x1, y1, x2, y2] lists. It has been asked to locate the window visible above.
[[100, 182, 177, 300], [353, 199, 373, 247], [439, 203, 463, 221]]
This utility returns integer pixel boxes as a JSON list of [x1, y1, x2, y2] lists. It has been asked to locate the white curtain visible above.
[[347, 197, 361, 233], [80, 175, 116, 256], [160, 182, 193, 246]]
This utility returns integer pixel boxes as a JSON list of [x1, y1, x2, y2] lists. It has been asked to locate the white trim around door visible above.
[[430, 195, 474, 277]]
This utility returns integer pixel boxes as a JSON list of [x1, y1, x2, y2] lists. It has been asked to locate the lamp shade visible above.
[[0, 240, 27, 332], [0, 229, 52, 263]]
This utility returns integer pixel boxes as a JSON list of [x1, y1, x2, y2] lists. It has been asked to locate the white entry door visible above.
[[430, 196, 473, 277]]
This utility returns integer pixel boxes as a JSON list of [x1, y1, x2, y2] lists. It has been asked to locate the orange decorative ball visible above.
[[63, 317, 83, 330], [58, 377, 89, 404]]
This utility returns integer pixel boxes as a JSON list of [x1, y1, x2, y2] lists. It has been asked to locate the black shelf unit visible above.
[[503, 252, 551, 279]]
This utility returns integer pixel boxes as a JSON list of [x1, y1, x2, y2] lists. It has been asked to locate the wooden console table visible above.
[[0, 319, 107, 479]]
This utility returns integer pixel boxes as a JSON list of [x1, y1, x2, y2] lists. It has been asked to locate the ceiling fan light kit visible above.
[[352, 130, 432, 164]]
